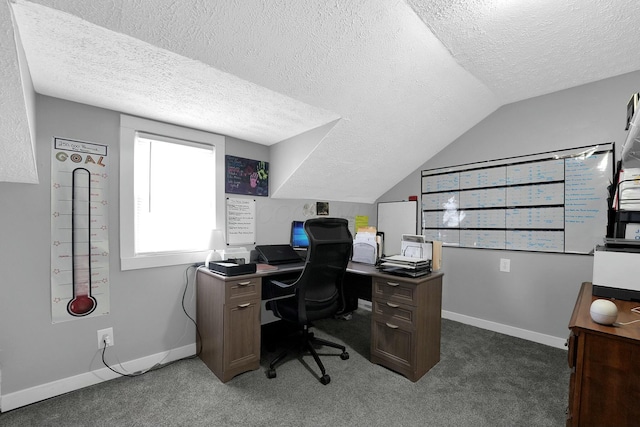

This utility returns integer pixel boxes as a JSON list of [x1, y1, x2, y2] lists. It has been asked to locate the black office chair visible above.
[[266, 217, 352, 385]]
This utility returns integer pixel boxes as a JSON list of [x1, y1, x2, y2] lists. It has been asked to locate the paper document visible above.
[[383, 255, 430, 263], [380, 261, 423, 269], [215, 262, 239, 267]]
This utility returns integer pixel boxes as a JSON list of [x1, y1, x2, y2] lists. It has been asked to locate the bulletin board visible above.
[[421, 143, 615, 254], [226, 197, 256, 245], [377, 200, 418, 256]]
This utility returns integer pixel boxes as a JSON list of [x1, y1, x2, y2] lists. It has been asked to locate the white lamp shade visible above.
[[205, 249, 222, 266], [208, 229, 226, 250]]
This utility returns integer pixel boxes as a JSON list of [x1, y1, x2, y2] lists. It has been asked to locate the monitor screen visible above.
[[290, 220, 309, 248]]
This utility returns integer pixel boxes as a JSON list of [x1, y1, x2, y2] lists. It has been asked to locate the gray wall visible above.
[[379, 70, 640, 343], [3, 70, 637, 404], [0, 95, 374, 400]]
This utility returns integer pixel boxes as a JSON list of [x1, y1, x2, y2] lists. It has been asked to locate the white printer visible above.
[[352, 231, 379, 264], [592, 245, 640, 301]]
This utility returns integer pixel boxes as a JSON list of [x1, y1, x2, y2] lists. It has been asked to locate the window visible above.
[[120, 115, 225, 270]]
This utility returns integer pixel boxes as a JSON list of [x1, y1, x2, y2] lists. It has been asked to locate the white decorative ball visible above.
[[590, 299, 618, 325]]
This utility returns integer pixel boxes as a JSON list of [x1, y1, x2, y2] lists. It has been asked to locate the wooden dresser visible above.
[[567, 282, 640, 426], [370, 272, 443, 382]]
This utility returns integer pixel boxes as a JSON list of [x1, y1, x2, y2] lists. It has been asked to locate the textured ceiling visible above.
[[406, 0, 640, 104], [0, 2, 37, 183], [9, 1, 340, 145], [3, 0, 640, 202]]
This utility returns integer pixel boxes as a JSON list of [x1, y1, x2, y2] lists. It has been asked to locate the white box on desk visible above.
[[592, 248, 640, 297], [401, 240, 432, 259], [216, 247, 250, 264]]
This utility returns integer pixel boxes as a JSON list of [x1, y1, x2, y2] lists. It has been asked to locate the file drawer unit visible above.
[[370, 273, 443, 382], [197, 270, 261, 382]]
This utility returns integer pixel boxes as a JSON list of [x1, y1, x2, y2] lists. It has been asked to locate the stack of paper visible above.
[[379, 255, 431, 277]]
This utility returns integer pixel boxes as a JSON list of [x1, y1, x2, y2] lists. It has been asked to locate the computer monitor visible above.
[[290, 220, 309, 248]]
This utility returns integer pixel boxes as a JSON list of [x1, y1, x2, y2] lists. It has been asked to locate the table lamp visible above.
[[204, 229, 225, 267]]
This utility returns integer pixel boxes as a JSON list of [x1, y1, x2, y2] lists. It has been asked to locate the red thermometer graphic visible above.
[[67, 167, 97, 316]]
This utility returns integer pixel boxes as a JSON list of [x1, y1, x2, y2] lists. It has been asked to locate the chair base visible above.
[[266, 326, 349, 385]]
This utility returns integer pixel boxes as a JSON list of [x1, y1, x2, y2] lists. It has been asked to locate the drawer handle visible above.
[[238, 303, 251, 308], [386, 282, 399, 287], [237, 281, 251, 286], [385, 322, 399, 329], [386, 302, 399, 308]]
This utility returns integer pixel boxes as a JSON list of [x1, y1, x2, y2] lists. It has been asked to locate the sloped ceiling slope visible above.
[[406, 0, 640, 104], [5, 0, 640, 202], [0, 2, 37, 183]]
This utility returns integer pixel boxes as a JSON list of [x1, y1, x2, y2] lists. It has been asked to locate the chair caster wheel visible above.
[[340, 351, 349, 360], [320, 374, 331, 385], [267, 368, 277, 379]]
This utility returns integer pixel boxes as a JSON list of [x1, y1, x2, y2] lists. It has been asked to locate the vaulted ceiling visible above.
[[3, 0, 640, 202]]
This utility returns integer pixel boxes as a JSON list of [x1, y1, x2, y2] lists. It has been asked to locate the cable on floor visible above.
[[100, 264, 204, 377]]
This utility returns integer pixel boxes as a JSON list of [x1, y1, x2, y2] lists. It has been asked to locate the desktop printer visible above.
[[352, 230, 381, 265], [254, 244, 303, 265]]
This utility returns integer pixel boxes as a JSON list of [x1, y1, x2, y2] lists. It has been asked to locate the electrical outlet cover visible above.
[[97, 327, 114, 349]]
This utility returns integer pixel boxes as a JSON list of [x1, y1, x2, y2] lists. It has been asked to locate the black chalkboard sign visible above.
[[225, 155, 269, 196]]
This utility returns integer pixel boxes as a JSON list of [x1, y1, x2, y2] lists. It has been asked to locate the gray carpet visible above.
[[0, 310, 569, 426]]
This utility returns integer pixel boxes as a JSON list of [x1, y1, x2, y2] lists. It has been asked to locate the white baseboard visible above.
[[1, 344, 196, 412], [442, 311, 567, 350]]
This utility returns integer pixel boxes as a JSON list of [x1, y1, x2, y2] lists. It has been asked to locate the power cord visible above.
[[614, 306, 640, 326], [100, 264, 203, 377], [183, 264, 204, 357]]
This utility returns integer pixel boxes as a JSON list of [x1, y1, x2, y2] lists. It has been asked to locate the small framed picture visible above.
[[317, 201, 329, 216]]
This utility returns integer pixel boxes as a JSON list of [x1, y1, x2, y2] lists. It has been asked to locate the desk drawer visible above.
[[226, 277, 260, 303], [372, 299, 415, 328], [371, 316, 415, 372], [373, 278, 417, 305]]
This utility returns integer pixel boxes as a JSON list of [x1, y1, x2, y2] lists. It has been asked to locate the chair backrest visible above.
[[293, 218, 353, 324]]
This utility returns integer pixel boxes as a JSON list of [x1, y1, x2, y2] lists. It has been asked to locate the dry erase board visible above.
[[421, 143, 614, 254], [377, 200, 418, 256], [226, 197, 256, 245]]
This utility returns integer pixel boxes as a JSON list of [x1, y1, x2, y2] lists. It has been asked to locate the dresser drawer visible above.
[[225, 277, 260, 303], [372, 299, 415, 328], [373, 278, 417, 305], [371, 316, 415, 371]]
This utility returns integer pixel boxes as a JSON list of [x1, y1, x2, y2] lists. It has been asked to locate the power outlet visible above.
[[97, 327, 114, 349], [499, 258, 511, 272]]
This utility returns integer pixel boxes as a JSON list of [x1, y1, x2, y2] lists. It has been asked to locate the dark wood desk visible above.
[[567, 282, 640, 426], [196, 263, 443, 383]]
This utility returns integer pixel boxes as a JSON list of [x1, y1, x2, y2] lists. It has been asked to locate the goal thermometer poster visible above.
[[51, 138, 110, 323]]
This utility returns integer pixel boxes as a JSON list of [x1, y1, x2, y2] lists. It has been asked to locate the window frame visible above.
[[120, 114, 225, 270]]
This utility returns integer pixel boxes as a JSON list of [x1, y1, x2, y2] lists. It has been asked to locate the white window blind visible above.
[[134, 132, 215, 254]]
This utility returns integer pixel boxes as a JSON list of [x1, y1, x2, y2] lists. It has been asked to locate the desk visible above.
[[196, 262, 443, 383], [566, 282, 640, 426]]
